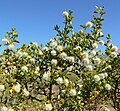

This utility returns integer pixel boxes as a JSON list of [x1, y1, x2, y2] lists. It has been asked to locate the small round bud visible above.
[[79, 30, 84, 35]]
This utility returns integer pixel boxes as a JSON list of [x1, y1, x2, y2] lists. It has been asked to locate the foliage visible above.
[[0, 6, 119, 111]]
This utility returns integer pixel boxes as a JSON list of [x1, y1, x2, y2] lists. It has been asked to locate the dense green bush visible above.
[[0, 6, 119, 111]]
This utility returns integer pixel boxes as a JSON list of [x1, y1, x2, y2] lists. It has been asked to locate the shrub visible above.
[[0, 6, 119, 111]]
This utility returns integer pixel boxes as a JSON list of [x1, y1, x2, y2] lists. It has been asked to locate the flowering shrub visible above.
[[0, 6, 120, 111]]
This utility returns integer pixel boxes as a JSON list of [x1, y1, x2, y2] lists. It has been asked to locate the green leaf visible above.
[[80, 25, 86, 29], [12, 27, 16, 31]]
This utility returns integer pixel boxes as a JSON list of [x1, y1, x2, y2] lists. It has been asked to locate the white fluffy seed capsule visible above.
[[14, 83, 21, 93], [111, 52, 117, 58], [51, 59, 57, 66], [43, 47, 49, 51], [67, 66, 74, 71], [111, 45, 118, 52], [99, 31, 104, 36], [97, 31, 104, 37], [105, 84, 111, 90], [1, 106, 8, 111], [30, 58, 35, 63], [38, 50, 43, 55], [63, 11, 69, 19], [83, 58, 90, 64], [23, 88, 29, 96], [86, 21, 93, 28], [2, 38, 8, 44], [74, 46, 82, 51], [56, 77, 63, 84], [50, 39, 58, 47], [0, 85, 5, 91], [86, 65, 93, 71], [8, 44, 14, 50], [42, 72, 51, 81], [98, 73, 105, 79], [56, 45, 63, 52], [51, 50, 56, 56], [21, 66, 28, 72], [104, 72, 108, 77], [60, 52, 67, 58], [45, 103, 53, 111], [64, 79, 69, 86], [93, 57, 101, 64], [82, 52, 88, 58], [92, 42, 98, 48], [94, 75, 100, 82], [66, 56, 75, 63], [70, 89, 76, 96], [90, 50, 96, 56]]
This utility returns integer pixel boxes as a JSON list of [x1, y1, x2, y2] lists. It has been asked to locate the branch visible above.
[[29, 95, 43, 102]]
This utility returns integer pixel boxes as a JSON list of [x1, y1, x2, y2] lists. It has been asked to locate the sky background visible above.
[[0, 0, 120, 50]]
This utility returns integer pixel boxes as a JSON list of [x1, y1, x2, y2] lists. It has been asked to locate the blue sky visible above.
[[0, 0, 120, 50]]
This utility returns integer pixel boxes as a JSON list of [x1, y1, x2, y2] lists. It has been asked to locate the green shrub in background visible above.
[[0, 6, 119, 111]]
